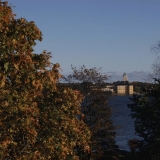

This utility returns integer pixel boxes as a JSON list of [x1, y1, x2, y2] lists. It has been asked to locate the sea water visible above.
[[109, 95, 141, 151]]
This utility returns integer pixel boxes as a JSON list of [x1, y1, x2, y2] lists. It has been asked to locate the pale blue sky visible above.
[[9, 0, 160, 74]]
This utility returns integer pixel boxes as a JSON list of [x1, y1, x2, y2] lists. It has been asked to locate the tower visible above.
[[123, 72, 128, 81]]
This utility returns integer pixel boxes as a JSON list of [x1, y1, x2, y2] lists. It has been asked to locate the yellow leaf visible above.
[[14, 63, 19, 70]]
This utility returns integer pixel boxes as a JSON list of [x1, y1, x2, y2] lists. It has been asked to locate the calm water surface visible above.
[[108, 95, 142, 151]]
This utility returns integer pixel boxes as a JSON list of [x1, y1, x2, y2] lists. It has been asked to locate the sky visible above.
[[8, 0, 160, 75]]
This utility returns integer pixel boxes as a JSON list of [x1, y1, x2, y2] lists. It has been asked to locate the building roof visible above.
[[123, 72, 127, 76]]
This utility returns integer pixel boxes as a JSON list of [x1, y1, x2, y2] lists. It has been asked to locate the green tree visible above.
[[0, 2, 90, 159], [65, 65, 118, 160], [128, 80, 160, 159], [128, 43, 160, 159]]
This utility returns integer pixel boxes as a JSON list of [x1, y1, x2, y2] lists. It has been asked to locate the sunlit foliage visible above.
[[0, 2, 90, 159]]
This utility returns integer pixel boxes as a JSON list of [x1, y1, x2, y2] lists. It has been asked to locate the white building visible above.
[[123, 72, 128, 81]]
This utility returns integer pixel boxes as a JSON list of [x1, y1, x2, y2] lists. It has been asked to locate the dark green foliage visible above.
[[130, 82, 152, 94], [128, 79, 160, 159]]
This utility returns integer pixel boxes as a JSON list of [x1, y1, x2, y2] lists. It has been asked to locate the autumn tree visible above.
[[0, 2, 90, 159], [65, 65, 118, 160]]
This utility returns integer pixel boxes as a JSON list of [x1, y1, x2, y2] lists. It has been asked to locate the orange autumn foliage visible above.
[[0, 2, 91, 159]]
